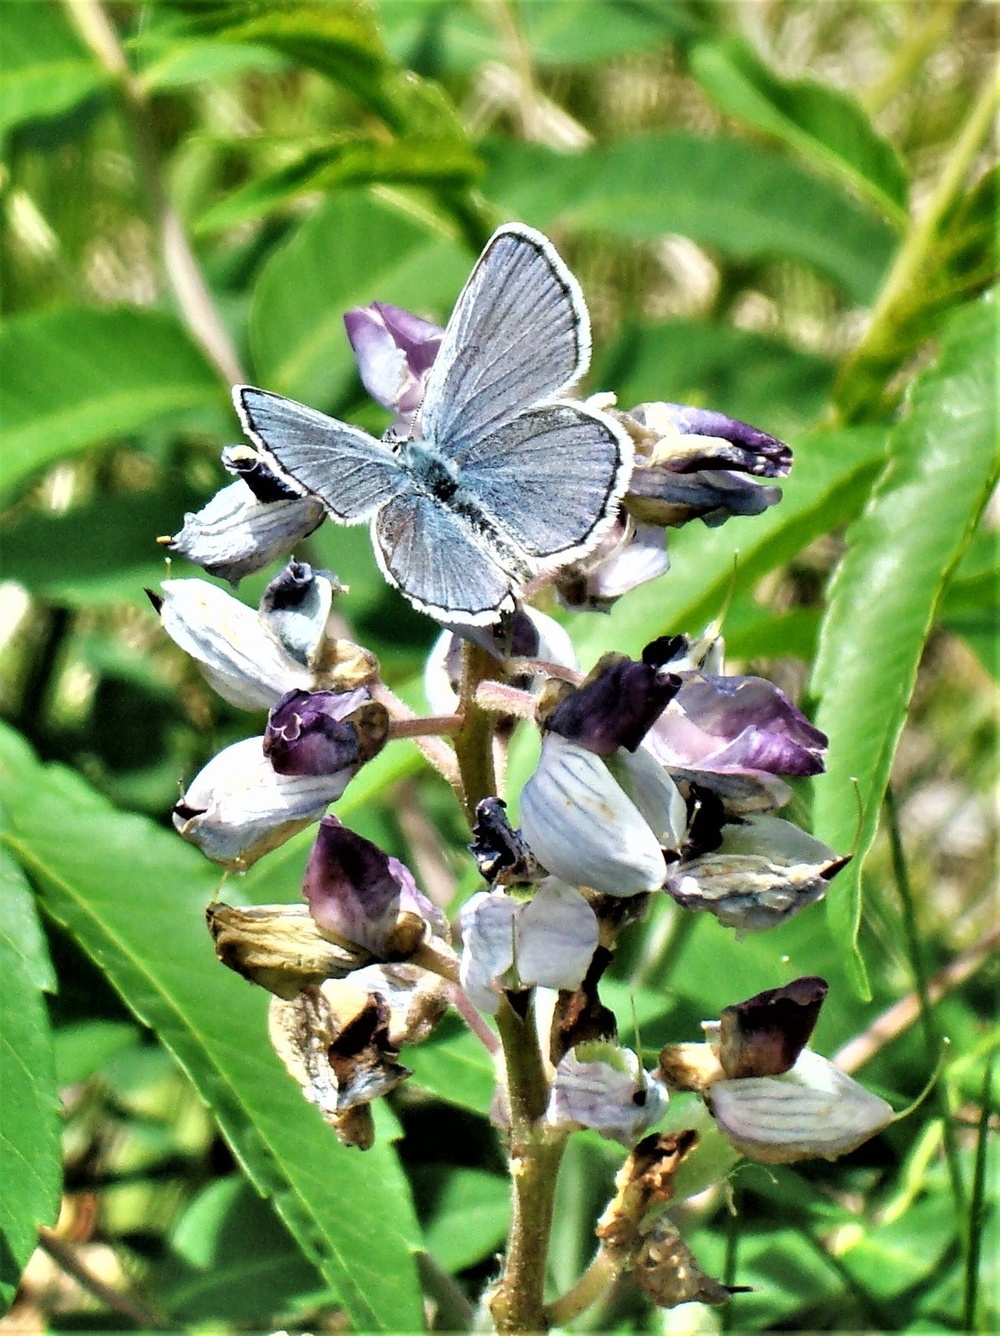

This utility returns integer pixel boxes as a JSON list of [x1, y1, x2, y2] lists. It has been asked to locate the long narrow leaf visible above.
[[810, 292, 1000, 995], [0, 725, 424, 1332]]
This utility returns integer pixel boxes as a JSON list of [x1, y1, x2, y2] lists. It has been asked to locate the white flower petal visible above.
[[521, 734, 666, 895], [159, 579, 310, 709], [548, 1046, 668, 1146], [165, 480, 325, 584], [174, 737, 350, 869], [614, 744, 688, 850], [515, 880, 598, 993], [459, 891, 518, 1015], [710, 1049, 894, 1163]]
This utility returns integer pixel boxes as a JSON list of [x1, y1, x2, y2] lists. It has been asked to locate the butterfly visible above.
[[234, 223, 634, 627]]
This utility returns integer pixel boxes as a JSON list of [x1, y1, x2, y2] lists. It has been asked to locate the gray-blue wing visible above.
[[457, 402, 632, 561], [372, 492, 516, 625], [235, 386, 406, 523], [421, 224, 591, 463]]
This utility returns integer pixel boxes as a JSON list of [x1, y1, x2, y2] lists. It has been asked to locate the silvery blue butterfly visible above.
[[234, 223, 634, 627]]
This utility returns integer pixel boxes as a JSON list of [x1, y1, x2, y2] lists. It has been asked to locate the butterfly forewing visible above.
[[456, 403, 631, 560], [421, 225, 592, 463], [235, 386, 406, 523]]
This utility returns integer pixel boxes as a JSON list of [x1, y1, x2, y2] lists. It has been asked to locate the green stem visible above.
[[63, 0, 245, 386], [861, 0, 958, 116], [962, 1055, 994, 1332], [884, 787, 967, 1221], [544, 1245, 621, 1328], [454, 641, 500, 821], [488, 1000, 567, 1333], [835, 55, 1000, 420]]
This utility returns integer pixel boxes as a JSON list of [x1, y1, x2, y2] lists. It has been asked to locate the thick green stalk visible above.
[[489, 1002, 567, 1334]]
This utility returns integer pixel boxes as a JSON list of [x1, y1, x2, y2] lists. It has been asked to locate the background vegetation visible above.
[[1, 0, 996, 1331]]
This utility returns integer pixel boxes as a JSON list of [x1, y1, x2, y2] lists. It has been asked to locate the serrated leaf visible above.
[[0, 308, 223, 501], [0, 845, 60, 1315], [0, 2, 108, 136], [0, 724, 424, 1332], [689, 38, 909, 224], [249, 190, 470, 405], [481, 134, 897, 304], [811, 292, 1000, 996]]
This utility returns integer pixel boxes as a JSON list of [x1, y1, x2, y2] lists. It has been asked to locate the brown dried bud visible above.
[[634, 1220, 737, 1308], [206, 902, 370, 999], [718, 976, 828, 1078], [596, 1129, 699, 1253], [657, 1042, 725, 1094]]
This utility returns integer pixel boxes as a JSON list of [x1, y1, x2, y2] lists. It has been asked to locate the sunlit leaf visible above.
[[0, 845, 60, 1314], [197, 133, 482, 233], [249, 190, 470, 405], [0, 2, 108, 136], [0, 308, 222, 501], [811, 292, 1000, 995], [0, 724, 424, 1332], [481, 134, 896, 303], [689, 38, 909, 224], [595, 319, 833, 436]]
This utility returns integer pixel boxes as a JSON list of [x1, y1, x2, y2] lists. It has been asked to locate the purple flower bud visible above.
[[264, 688, 387, 777], [303, 817, 446, 959], [621, 401, 790, 529], [343, 302, 443, 426], [634, 403, 791, 477], [546, 655, 681, 757], [718, 977, 829, 1079], [646, 675, 827, 809]]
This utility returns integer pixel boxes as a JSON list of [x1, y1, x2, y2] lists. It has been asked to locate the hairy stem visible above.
[[490, 994, 568, 1334], [455, 641, 500, 821]]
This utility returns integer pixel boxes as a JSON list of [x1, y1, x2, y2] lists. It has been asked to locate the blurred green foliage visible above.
[[0, 0, 996, 1331]]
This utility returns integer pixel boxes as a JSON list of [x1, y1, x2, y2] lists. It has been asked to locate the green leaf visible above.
[[184, 1, 465, 138], [811, 292, 1000, 996], [249, 190, 470, 405], [160, 1175, 323, 1321], [0, 481, 211, 607], [197, 133, 482, 233], [0, 308, 223, 502], [595, 319, 833, 436], [0, 724, 424, 1332], [689, 38, 909, 224], [481, 134, 897, 304], [0, 845, 60, 1314], [407, 1016, 497, 1116], [0, 1, 108, 137], [422, 1168, 510, 1273], [53, 1020, 141, 1088]]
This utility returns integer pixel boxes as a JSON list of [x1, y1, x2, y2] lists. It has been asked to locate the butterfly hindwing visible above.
[[421, 224, 592, 463], [372, 491, 517, 624], [235, 386, 407, 523]]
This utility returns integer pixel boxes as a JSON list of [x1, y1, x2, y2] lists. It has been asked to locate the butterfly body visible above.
[[235, 224, 633, 626]]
